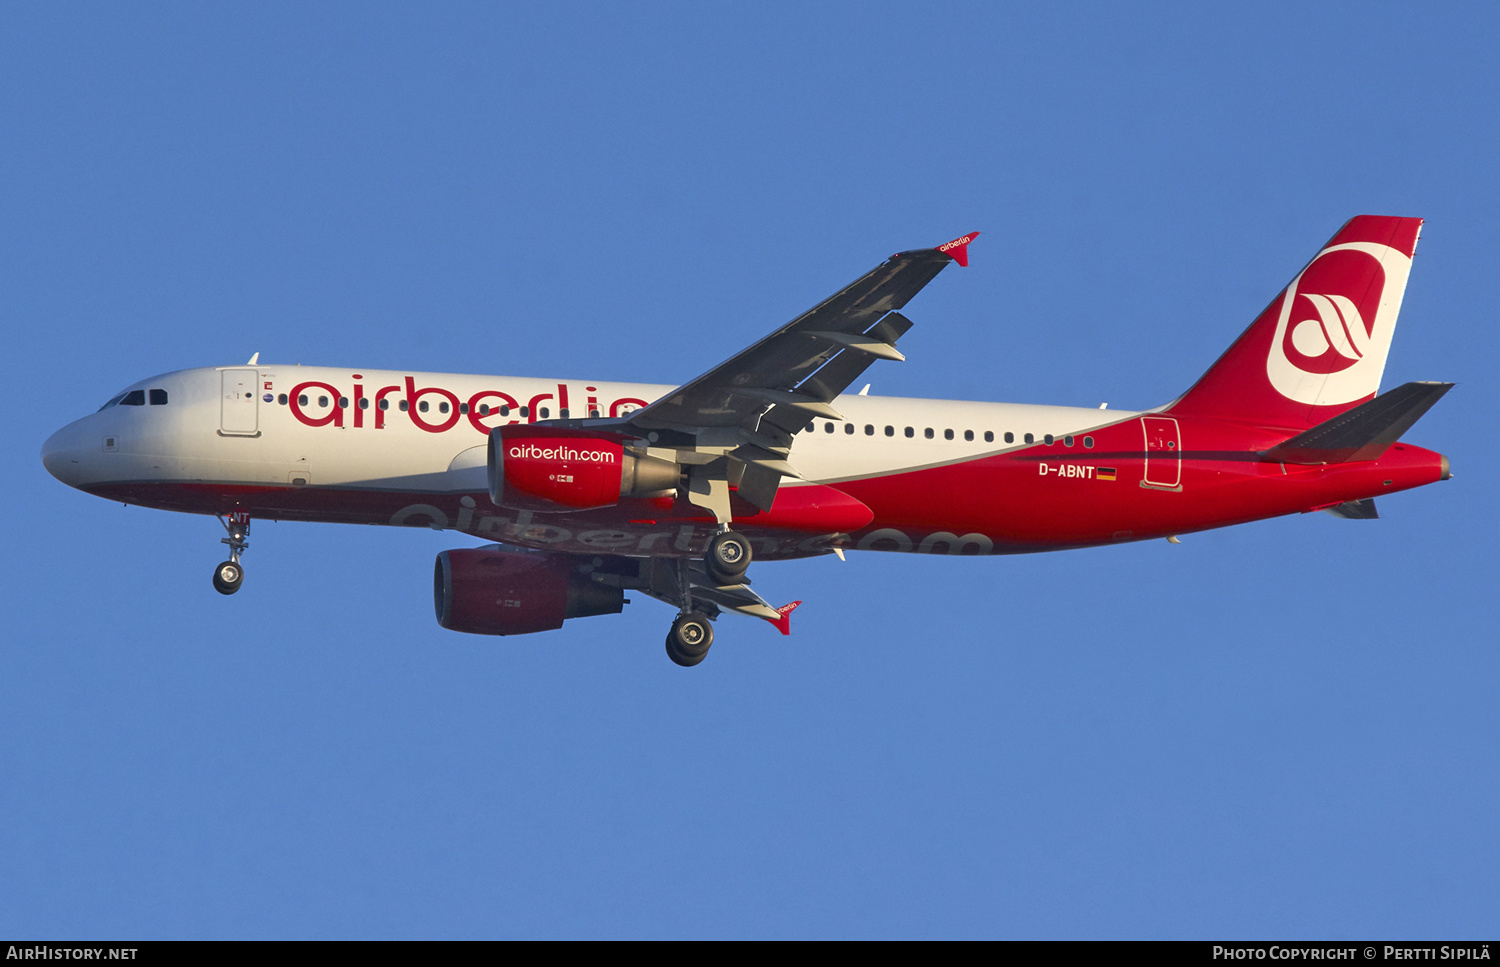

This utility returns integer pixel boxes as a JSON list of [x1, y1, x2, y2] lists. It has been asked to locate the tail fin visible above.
[[1168, 216, 1423, 430]]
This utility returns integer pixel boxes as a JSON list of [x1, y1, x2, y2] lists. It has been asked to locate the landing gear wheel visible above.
[[212, 560, 244, 595], [665, 611, 715, 667], [705, 530, 752, 585]]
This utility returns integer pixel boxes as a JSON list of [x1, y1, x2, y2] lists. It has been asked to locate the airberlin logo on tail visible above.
[[1265, 242, 1412, 406]]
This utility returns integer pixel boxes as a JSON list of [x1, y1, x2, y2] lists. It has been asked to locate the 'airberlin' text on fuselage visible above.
[[286, 377, 650, 434]]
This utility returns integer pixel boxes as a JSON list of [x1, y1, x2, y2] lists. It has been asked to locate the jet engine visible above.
[[487, 425, 678, 512], [434, 546, 626, 636]]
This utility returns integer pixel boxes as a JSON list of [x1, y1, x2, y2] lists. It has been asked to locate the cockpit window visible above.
[[149, 389, 168, 405], [120, 390, 146, 406], [98, 392, 127, 411]]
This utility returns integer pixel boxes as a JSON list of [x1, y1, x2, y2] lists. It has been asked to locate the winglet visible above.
[[773, 600, 802, 636], [937, 232, 980, 267]]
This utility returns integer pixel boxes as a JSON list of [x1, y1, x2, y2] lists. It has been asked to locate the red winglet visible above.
[[937, 231, 980, 267], [773, 600, 802, 636]]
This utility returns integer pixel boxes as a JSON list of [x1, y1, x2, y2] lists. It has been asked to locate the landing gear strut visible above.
[[664, 556, 715, 666], [705, 529, 752, 585], [213, 510, 250, 595]]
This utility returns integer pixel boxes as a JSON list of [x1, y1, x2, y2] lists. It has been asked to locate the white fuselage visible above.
[[43, 364, 1138, 497]]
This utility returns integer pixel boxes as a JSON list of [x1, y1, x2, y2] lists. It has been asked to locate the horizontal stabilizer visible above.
[[1324, 498, 1379, 519], [1262, 381, 1453, 465]]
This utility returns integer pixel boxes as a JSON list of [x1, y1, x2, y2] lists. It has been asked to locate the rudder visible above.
[[1168, 216, 1422, 430]]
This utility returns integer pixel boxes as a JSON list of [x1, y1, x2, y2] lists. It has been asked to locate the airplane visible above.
[[41, 216, 1452, 666]]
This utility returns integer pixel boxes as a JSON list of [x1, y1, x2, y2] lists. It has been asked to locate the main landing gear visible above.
[[665, 611, 714, 667], [705, 529, 752, 585], [213, 510, 251, 595], [664, 529, 752, 666]]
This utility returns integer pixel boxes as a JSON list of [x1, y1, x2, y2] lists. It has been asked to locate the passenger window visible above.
[[121, 390, 146, 406], [378, 399, 389, 410], [588, 409, 600, 417], [500, 405, 510, 416], [559, 408, 569, 419], [318, 395, 329, 408], [884, 425, 894, 437], [944, 429, 954, 441], [419, 401, 429, 413], [478, 404, 490, 416], [865, 424, 874, 435], [964, 430, 973, 442], [459, 403, 468, 414], [1004, 432, 1014, 444], [298, 394, 309, 406], [439, 401, 450, 414], [1044, 434, 1054, 445], [149, 389, 168, 405], [1064, 435, 1074, 447], [904, 427, 914, 438], [844, 423, 854, 434], [339, 397, 349, 408], [359, 398, 369, 409], [824, 422, 834, 433], [1084, 436, 1094, 448], [985, 431, 994, 443], [278, 394, 288, 405], [1024, 433, 1034, 444], [520, 406, 530, 417], [924, 428, 934, 439], [399, 400, 409, 411]]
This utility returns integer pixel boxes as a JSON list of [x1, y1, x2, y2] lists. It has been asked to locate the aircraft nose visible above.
[[41, 422, 89, 488]]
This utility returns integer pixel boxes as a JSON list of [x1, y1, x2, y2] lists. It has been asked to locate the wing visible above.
[[630, 232, 978, 432], [624, 232, 978, 514]]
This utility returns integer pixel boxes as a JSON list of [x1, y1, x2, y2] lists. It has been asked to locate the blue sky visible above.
[[3, 3, 1496, 938]]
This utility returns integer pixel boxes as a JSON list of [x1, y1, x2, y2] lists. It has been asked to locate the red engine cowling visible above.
[[488, 425, 678, 512], [434, 546, 626, 636]]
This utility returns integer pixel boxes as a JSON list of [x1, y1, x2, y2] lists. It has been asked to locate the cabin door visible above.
[[221, 369, 260, 436], [1140, 416, 1182, 491]]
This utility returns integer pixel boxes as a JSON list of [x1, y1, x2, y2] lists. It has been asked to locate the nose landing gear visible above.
[[213, 510, 250, 595], [213, 560, 244, 594]]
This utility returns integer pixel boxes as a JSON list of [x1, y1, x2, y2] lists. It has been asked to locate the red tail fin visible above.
[[1168, 216, 1422, 431]]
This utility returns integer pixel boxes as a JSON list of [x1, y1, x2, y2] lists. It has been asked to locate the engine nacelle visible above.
[[434, 546, 626, 636], [487, 425, 678, 512]]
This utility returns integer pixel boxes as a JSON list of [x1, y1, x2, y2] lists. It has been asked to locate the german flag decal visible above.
[[1096, 467, 1117, 481]]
